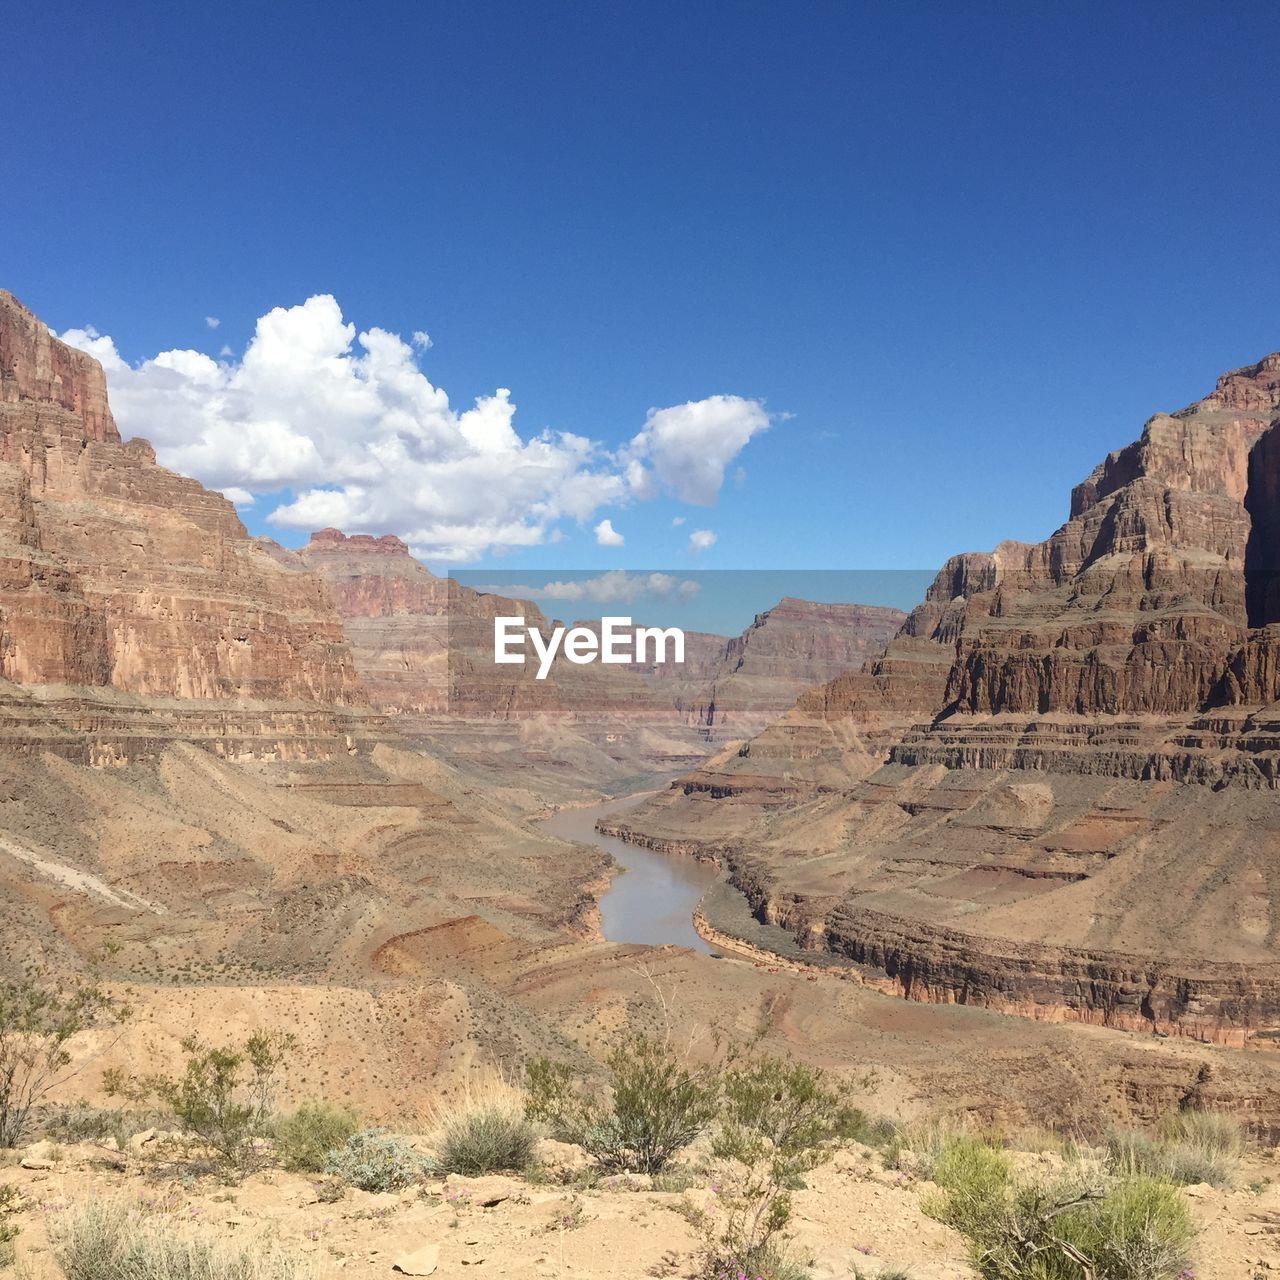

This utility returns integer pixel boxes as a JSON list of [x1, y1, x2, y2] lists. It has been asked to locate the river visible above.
[[540, 791, 719, 953]]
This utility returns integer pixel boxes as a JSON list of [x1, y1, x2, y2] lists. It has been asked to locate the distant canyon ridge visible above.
[[6, 286, 1280, 1132]]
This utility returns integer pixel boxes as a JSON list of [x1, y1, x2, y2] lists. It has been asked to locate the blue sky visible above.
[[7, 1, 1280, 580]]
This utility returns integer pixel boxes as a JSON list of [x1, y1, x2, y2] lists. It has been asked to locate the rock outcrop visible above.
[[0, 291, 364, 760], [616, 350, 1280, 1044]]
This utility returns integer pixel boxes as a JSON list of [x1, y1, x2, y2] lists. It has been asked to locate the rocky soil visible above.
[[4, 1133, 1279, 1279]]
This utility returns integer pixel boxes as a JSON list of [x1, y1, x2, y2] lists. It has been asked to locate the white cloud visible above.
[[59, 326, 127, 372], [689, 528, 717, 553], [594, 518, 624, 547], [58, 296, 770, 562], [475, 570, 699, 605], [220, 487, 254, 506], [412, 330, 432, 350], [624, 395, 770, 506], [671, 515, 686, 527], [205, 316, 221, 330]]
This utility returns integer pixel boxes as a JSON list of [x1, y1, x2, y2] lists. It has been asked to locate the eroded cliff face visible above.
[[617, 350, 1280, 1044], [0, 292, 363, 760], [295, 528, 905, 741]]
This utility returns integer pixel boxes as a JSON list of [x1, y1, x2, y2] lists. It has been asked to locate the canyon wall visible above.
[[617, 350, 1280, 1043], [0, 291, 366, 761]]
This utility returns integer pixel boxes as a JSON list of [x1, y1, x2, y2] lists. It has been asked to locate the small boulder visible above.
[[533, 1139, 593, 1180], [391, 1244, 440, 1276]]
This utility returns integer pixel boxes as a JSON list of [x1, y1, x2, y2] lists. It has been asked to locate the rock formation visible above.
[[0, 290, 363, 761], [615, 350, 1280, 1045]]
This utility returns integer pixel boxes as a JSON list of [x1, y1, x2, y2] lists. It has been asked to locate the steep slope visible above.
[[614, 352, 1280, 1044], [0, 291, 366, 762]]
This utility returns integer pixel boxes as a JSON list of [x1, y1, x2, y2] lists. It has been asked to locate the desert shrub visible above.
[[106, 1030, 294, 1176], [0, 974, 121, 1148], [1107, 1110, 1244, 1188], [324, 1128, 432, 1191], [40, 1102, 175, 1150], [699, 1054, 861, 1280], [50, 1198, 308, 1280], [270, 1102, 360, 1173], [919, 1133, 1013, 1245], [525, 1059, 598, 1144], [437, 1107, 534, 1175], [926, 1152, 1195, 1280], [0, 1183, 20, 1269], [434, 1081, 535, 1176], [527, 1036, 718, 1174]]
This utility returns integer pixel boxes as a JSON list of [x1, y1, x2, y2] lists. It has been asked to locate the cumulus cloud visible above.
[[624, 396, 770, 506], [594, 518, 624, 547], [476, 570, 699, 605], [205, 316, 221, 330], [59, 296, 771, 562], [220, 487, 255, 506], [689, 529, 717, 553]]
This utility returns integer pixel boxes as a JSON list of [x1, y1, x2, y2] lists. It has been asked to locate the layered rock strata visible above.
[[616, 352, 1280, 1043]]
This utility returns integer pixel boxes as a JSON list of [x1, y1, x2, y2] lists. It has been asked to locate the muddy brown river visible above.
[[540, 791, 718, 953]]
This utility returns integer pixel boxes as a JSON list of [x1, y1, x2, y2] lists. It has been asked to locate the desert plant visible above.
[[0, 974, 121, 1148], [525, 1058, 599, 1144], [0, 1184, 20, 1269], [526, 1035, 718, 1174], [106, 1029, 295, 1175], [699, 1055, 865, 1278], [324, 1128, 432, 1191], [1107, 1109, 1244, 1188], [270, 1102, 359, 1173], [49, 1198, 309, 1280], [925, 1150, 1195, 1280], [438, 1108, 535, 1174]]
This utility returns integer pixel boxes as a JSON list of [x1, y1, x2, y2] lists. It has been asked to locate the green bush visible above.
[[0, 974, 121, 1148], [50, 1199, 307, 1280], [919, 1133, 1013, 1247], [437, 1105, 535, 1175], [270, 1102, 360, 1173], [324, 1128, 432, 1191], [925, 1144, 1195, 1280], [527, 1036, 718, 1174], [699, 1054, 862, 1280], [106, 1030, 295, 1176]]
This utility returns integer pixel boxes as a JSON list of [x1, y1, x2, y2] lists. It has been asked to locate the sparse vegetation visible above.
[[696, 1053, 861, 1280], [1107, 1109, 1245, 1188], [915, 1124, 1196, 1280], [0, 974, 122, 1148], [105, 1030, 295, 1176], [0, 1184, 20, 1269], [324, 1128, 432, 1191], [269, 1102, 360, 1173], [438, 1107, 535, 1175], [526, 1035, 718, 1174], [49, 1199, 310, 1280]]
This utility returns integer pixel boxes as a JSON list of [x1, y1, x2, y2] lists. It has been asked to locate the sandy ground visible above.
[[4, 1135, 1279, 1280]]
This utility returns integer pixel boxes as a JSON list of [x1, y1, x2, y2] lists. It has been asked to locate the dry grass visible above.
[[43, 1199, 312, 1280], [425, 1070, 535, 1176]]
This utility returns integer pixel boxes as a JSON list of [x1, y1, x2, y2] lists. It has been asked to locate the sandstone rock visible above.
[[534, 1139, 593, 1179], [0, 291, 368, 762], [442, 1173, 516, 1207], [391, 1244, 439, 1275], [619, 347, 1280, 1046]]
